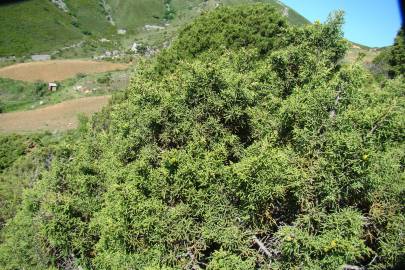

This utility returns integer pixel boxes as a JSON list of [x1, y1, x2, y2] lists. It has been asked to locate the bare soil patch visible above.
[[0, 60, 128, 82], [0, 95, 110, 133]]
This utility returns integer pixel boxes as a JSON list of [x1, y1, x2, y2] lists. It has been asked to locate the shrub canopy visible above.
[[0, 4, 404, 270]]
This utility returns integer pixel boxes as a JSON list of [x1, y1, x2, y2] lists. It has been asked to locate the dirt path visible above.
[[0, 96, 110, 133], [0, 60, 128, 82]]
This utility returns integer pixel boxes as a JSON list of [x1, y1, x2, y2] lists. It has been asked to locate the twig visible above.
[[329, 84, 342, 118], [253, 236, 272, 258], [367, 254, 378, 266]]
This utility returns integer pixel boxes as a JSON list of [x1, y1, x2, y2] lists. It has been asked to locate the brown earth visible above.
[[0, 95, 110, 133], [0, 60, 128, 82]]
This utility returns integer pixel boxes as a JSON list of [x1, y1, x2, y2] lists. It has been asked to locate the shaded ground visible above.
[[0, 95, 110, 133], [0, 60, 128, 82]]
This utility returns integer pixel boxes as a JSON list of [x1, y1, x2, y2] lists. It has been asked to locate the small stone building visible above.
[[48, 82, 58, 91]]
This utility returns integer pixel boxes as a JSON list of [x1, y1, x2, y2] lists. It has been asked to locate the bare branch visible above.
[[368, 101, 397, 137], [342, 264, 364, 270], [253, 236, 272, 258], [329, 85, 342, 118]]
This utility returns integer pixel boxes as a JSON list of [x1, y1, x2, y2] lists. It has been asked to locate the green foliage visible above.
[[96, 73, 112, 84], [164, 0, 176, 21], [373, 26, 405, 80], [275, 209, 371, 269], [0, 4, 404, 270], [155, 5, 347, 74], [0, 133, 66, 227], [207, 250, 255, 269], [0, 134, 27, 172], [173, 4, 289, 57], [387, 26, 405, 78]]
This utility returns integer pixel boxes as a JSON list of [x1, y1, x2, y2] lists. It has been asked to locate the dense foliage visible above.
[[0, 132, 69, 228], [0, 4, 404, 270], [372, 26, 405, 79], [386, 26, 405, 78]]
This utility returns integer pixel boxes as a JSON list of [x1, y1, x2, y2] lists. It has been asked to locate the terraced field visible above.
[[0, 95, 110, 133], [0, 60, 128, 82]]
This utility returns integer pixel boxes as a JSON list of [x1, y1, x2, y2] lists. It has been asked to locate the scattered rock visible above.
[[144, 25, 165, 31], [100, 0, 115, 26], [74, 85, 83, 91], [117, 29, 127, 35], [31, 55, 51, 61], [131, 42, 140, 53], [163, 41, 170, 49], [283, 7, 289, 17], [51, 0, 69, 12], [0, 56, 16, 62]]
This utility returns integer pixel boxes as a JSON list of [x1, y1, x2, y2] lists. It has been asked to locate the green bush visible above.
[[34, 81, 47, 97], [0, 135, 27, 172], [0, 5, 403, 270], [96, 73, 112, 84]]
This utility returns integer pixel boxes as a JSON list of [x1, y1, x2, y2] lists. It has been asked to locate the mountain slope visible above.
[[0, 0, 82, 56], [107, 0, 165, 33], [0, 0, 310, 57]]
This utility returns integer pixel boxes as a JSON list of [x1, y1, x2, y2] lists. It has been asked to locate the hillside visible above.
[[0, 0, 309, 57], [0, 0, 82, 56], [0, 4, 403, 270]]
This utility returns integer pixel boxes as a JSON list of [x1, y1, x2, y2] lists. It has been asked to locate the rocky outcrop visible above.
[[99, 0, 115, 26], [51, 0, 69, 12]]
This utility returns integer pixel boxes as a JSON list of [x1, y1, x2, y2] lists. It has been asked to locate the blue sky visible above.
[[281, 0, 403, 47]]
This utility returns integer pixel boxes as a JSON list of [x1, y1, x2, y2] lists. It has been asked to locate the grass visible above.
[[0, 68, 132, 113], [0, 0, 83, 56], [0, 0, 118, 57], [0, 78, 46, 112], [107, 0, 165, 33], [65, 0, 115, 36], [0, 0, 318, 59]]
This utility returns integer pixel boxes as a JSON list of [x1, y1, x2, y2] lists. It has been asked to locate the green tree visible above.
[[387, 26, 405, 78]]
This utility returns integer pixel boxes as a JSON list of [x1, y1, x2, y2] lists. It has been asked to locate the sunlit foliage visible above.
[[0, 4, 404, 270]]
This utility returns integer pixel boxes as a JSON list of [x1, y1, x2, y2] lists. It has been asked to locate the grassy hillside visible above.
[[65, 0, 115, 36], [107, 0, 165, 33], [0, 0, 83, 56], [0, 0, 310, 57]]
